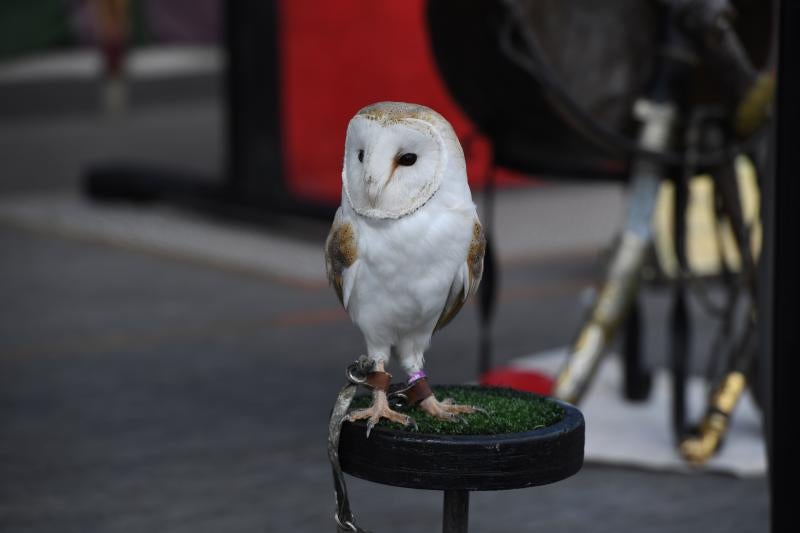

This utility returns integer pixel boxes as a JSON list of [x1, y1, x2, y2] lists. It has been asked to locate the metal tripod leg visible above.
[[679, 157, 759, 464], [553, 100, 675, 405], [622, 297, 652, 401]]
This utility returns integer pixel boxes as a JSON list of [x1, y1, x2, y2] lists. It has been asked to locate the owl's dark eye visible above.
[[397, 153, 417, 166], [358, 150, 364, 163]]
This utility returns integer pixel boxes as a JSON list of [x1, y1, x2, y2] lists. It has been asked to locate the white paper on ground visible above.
[[511, 347, 767, 477]]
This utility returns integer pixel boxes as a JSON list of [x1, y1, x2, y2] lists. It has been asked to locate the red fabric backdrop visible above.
[[278, 0, 530, 205]]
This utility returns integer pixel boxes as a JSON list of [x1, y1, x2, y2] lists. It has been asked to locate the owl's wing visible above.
[[325, 207, 361, 310], [435, 219, 486, 332]]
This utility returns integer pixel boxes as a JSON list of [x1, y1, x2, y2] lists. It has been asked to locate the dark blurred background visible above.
[[0, 1, 783, 532]]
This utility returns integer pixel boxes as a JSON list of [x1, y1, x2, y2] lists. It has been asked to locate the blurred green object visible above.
[[0, 0, 74, 60], [0, 0, 152, 62]]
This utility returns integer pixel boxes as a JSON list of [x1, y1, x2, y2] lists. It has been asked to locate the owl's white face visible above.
[[342, 104, 448, 219]]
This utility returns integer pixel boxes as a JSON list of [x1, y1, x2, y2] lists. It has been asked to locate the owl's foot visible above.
[[419, 395, 488, 423], [347, 390, 416, 437]]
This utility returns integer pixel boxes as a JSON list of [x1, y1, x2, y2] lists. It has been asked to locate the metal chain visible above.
[[328, 357, 375, 533]]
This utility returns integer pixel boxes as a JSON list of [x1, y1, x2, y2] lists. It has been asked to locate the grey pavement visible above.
[[0, 62, 768, 532], [0, 225, 769, 533]]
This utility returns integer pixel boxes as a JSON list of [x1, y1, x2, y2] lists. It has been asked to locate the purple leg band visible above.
[[407, 370, 427, 384]]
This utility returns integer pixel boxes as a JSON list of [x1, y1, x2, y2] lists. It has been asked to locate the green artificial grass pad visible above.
[[348, 386, 564, 435]]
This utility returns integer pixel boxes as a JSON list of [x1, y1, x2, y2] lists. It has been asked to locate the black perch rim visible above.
[[339, 386, 584, 491]]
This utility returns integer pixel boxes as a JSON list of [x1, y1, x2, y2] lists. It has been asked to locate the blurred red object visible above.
[[480, 367, 555, 396], [279, 0, 531, 205], [90, 0, 129, 77]]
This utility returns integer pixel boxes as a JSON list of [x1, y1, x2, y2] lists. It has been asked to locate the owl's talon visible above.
[[454, 415, 468, 426], [419, 395, 485, 422], [471, 406, 490, 417], [347, 393, 416, 437], [448, 413, 467, 425]]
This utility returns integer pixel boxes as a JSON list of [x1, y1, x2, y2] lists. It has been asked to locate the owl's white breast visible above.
[[346, 192, 476, 341]]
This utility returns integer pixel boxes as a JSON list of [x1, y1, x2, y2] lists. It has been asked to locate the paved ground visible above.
[[0, 66, 769, 532], [0, 225, 769, 533]]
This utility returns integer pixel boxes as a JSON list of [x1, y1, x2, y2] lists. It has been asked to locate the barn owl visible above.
[[325, 102, 485, 433]]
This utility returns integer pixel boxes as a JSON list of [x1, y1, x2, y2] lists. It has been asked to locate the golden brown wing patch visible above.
[[434, 296, 466, 333], [468, 221, 486, 287], [325, 222, 358, 306], [435, 220, 486, 332]]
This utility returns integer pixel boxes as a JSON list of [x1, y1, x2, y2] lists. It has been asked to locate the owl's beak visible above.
[[367, 186, 380, 206], [366, 176, 380, 206]]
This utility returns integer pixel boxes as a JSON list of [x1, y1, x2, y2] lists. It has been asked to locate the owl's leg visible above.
[[399, 349, 487, 422], [346, 354, 416, 437]]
